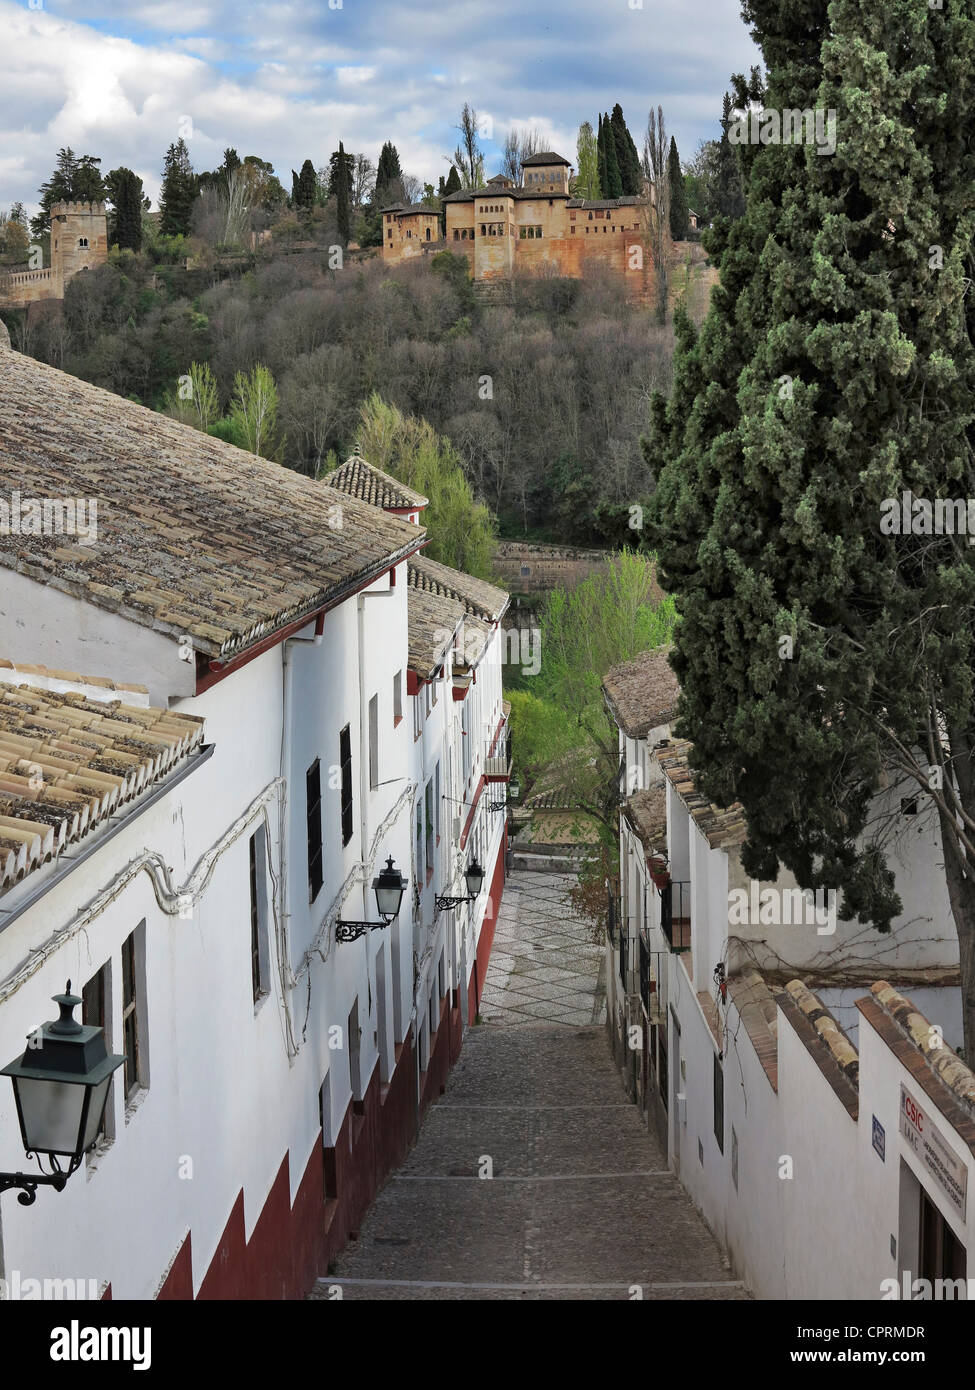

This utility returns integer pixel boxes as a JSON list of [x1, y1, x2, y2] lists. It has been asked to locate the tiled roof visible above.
[[869, 981, 975, 1114], [408, 554, 507, 624], [566, 197, 646, 210], [658, 739, 748, 851], [405, 554, 507, 679], [727, 970, 778, 1092], [520, 152, 571, 166], [602, 645, 679, 739], [0, 674, 204, 895], [0, 350, 424, 660], [390, 204, 440, 217], [621, 785, 666, 854], [322, 451, 428, 511], [443, 187, 570, 204], [779, 980, 859, 1119]]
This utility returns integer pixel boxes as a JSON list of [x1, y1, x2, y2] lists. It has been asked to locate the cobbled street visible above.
[[313, 870, 748, 1300]]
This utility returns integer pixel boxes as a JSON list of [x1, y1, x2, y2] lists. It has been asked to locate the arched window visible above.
[[78, 237, 89, 248]]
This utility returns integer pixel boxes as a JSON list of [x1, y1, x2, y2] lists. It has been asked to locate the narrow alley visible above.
[[314, 871, 748, 1300]]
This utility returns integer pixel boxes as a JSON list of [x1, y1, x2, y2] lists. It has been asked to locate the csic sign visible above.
[[899, 1084, 968, 1221]]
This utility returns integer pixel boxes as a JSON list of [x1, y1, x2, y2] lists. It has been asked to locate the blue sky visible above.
[[0, 0, 759, 213]]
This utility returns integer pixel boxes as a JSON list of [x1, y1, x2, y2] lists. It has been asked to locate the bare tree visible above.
[[224, 166, 251, 247], [352, 154, 375, 211], [643, 106, 670, 322], [500, 127, 543, 186], [453, 103, 485, 188]]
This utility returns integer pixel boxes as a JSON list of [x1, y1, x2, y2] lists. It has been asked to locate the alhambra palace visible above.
[[0, 201, 107, 310], [381, 151, 655, 291]]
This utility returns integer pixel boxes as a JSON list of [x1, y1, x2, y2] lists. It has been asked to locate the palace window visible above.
[[453, 229, 459, 240]]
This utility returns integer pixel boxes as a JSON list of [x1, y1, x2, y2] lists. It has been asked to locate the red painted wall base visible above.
[[153, 839, 504, 1300]]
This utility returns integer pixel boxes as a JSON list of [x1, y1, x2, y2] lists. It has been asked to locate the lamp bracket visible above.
[[335, 920, 389, 944], [0, 1154, 81, 1206], [436, 894, 475, 913]]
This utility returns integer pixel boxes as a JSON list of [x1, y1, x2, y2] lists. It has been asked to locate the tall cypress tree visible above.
[[375, 141, 402, 205], [645, 0, 975, 1059], [712, 92, 746, 221], [335, 140, 351, 240], [106, 167, 144, 251], [597, 114, 609, 198], [603, 112, 623, 198], [667, 136, 688, 239], [159, 138, 196, 237], [610, 104, 641, 195], [296, 158, 317, 210]]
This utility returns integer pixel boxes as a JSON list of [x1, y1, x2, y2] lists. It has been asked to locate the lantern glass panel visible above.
[[15, 1077, 86, 1157], [81, 1076, 112, 1150]]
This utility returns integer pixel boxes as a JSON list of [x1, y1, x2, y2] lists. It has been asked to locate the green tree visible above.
[[711, 92, 746, 222], [597, 114, 609, 198], [295, 158, 317, 211], [667, 136, 689, 239], [355, 394, 496, 579], [159, 138, 196, 237], [32, 148, 106, 237], [610, 104, 642, 196], [334, 141, 351, 240], [444, 164, 462, 197], [509, 551, 675, 841], [106, 167, 144, 251], [228, 363, 284, 460], [644, 0, 975, 1062], [602, 112, 623, 198], [375, 141, 402, 204], [163, 361, 220, 431], [575, 121, 600, 200]]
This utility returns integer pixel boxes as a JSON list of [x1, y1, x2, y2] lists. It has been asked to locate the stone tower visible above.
[[50, 201, 108, 290]]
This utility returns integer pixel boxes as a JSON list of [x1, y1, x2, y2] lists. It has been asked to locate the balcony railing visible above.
[[660, 880, 691, 952], [484, 725, 512, 780]]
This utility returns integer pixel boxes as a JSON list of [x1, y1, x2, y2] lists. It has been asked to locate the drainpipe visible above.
[[356, 579, 398, 1086], [280, 617, 324, 1055]]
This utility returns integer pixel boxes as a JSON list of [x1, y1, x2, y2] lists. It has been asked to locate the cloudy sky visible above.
[[1, 0, 759, 213]]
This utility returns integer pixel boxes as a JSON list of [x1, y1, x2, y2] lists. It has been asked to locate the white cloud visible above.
[[0, 0, 759, 215]]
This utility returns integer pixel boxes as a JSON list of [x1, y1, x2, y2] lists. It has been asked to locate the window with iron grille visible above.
[[307, 759, 324, 901], [249, 827, 270, 1003], [713, 1053, 725, 1154], [339, 727, 353, 847]]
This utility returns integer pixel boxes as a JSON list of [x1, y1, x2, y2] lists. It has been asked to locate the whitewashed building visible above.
[[603, 646, 973, 1298], [0, 343, 510, 1298]]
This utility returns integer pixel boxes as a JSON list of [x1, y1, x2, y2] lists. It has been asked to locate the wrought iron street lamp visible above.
[[336, 857, 407, 943], [436, 858, 485, 913], [1, 983, 124, 1206]]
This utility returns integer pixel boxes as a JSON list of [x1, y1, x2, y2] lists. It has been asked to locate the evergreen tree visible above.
[[32, 148, 106, 236], [105, 167, 144, 251], [159, 138, 196, 237], [296, 158, 317, 210], [444, 165, 461, 196], [603, 111, 623, 198], [711, 92, 746, 221], [375, 141, 402, 204], [610, 104, 641, 195], [667, 135, 688, 239], [597, 114, 609, 198], [575, 121, 600, 200], [644, 0, 975, 1060], [334, 140, 351, 240]]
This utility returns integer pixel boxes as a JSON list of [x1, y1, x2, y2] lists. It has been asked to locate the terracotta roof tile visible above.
[[621, 785, 667, 854], [0, 675, 204, 896], [322, 451, 429, 511], [0, 351, 424, 659], [602, 646, 679, 739], [404, 556, 505, 680], [658, 739, 748, 850]]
